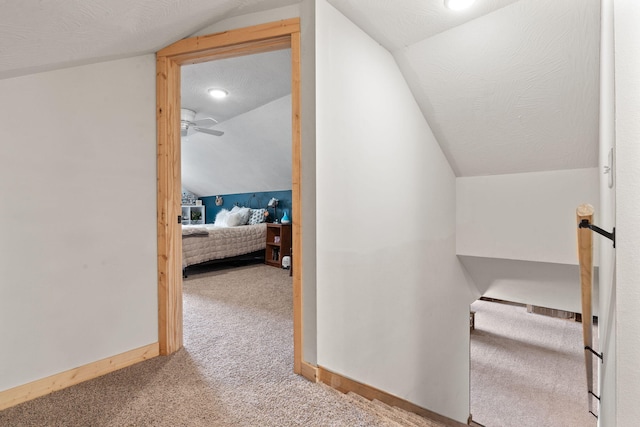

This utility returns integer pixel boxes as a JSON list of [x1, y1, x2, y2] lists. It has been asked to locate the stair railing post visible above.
[[576, 203, 598, 418]]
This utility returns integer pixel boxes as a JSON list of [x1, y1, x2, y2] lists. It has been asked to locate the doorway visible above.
[[156, 19, 304, 375]]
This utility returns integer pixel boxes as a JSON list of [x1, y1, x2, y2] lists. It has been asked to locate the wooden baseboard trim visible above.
[[300, 360, 318, 382], [0, 342, 159, 411], [317, 366, 468, 427]]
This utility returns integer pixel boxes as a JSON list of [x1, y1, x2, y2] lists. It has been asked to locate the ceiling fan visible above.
[[180, 108, 224, 137]]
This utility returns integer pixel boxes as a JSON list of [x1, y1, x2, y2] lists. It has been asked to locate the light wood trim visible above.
[[300, 361, 318, 382], [0, 343, 159, 411], [156, 19, 305, 374], [576, 203, 595, 407], [158, 18, 300, 58], [290, 30, 303, 376], [317, 367, 468, 427], [170, 37, 292, 66], [157, 54, 183, 355]]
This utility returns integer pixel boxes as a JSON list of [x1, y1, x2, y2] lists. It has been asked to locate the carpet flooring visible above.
[[0, 262, 441, 426], [470, 299, 598, 427]]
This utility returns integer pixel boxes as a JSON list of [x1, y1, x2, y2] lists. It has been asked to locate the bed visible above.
[[182, 222, 267, 276]]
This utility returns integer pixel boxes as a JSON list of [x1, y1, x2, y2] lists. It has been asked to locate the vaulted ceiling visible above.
[[0, 0, 299, 79], [0, 0, 600, 191], [180, 50, 292, 196], [329, 0, 600, 176]]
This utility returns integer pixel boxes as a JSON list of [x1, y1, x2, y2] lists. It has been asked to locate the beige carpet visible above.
[[470, 299, 598, 427], [0, 262, 441, 426]]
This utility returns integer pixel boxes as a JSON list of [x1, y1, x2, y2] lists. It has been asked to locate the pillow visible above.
[[238, 207, 251, 224], [227, 207, 251, 227], [248, 208, 267, 225], [214, 209, 230, 227]]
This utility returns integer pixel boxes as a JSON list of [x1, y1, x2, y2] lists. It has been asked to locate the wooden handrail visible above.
[[576, 203, 598, 418]]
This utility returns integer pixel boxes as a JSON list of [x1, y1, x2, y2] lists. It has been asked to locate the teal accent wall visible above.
[[200, 190, 292, 224]]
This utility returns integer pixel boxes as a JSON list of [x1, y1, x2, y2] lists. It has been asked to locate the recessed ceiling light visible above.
[[208, 88, 229, 99], [445, 0, 476, 11]]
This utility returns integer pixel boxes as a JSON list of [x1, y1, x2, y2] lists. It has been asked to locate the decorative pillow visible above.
[[227, 207, 251, 227], [214, 209, 230, 227], [248, 208, 267, 225], [238, 207, 251, 224]]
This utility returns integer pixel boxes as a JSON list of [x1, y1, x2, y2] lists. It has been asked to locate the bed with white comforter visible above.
[[182, 223, 267, 269]]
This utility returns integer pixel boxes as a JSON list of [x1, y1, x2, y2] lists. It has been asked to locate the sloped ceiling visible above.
[[182, 95, 292, 196], [326, 0, 521, 51], [329, 0, 600, 176], [0, 0, 299, 79], [1, 0, 601, 180], [181, 49, 292, 124], [181, 50, 292, 196], [0, 0, 296, 198]]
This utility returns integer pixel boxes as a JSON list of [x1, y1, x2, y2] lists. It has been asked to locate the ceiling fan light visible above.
[[208, 88, 229, 99], [181, 108, 196, 122], [445, 0, 476, 11]]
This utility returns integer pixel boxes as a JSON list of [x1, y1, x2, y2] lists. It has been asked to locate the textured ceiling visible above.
[[398, 0, 600, 176], [1, 0, 602, 180], [331, 0, 601, 176], [181, 49, 291, 124], [327, 0, 521, 51], [182, 95, 292, 196], [0, 0, 296, 197], [0, 0, 299, 79], [180, 49, 292, 197]]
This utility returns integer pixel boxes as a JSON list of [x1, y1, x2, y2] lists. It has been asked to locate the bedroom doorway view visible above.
[[179, 46, 295, 375], [156, 20, 305, 376], [179, 48, 293, 276]]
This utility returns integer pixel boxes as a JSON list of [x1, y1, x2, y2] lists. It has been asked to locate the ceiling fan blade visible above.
[[194, 127, 224, 136], [193, 117, 218, 127]]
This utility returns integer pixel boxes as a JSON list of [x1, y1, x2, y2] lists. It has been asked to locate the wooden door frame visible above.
[[156, 18, 306, 376]]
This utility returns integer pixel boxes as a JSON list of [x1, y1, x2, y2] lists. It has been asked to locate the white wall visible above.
[[457, 168, 600, 265], [315, 1, 473, 422], [456, 168, 600, 311], [459, 256, 592, 313], [613, 0, 640, 424], [300, 0, 318, 365], [0, 55, 158, 391], [598, 0, 616, 424]]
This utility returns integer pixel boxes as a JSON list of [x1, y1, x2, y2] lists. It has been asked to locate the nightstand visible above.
[[265, 223, 291, 267]]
